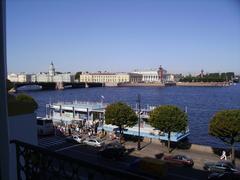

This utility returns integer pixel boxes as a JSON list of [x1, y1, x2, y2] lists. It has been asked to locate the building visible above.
[[7, 73, 31, 83], [34, 62, 74, 83], [7, 73, 18, 82], [53, 73, 74, 82], [133, 65, 167, 83], [165, 74, 175, 82], [36, 72, 49, 82], [79, 72, 142, 84], [18, 73, 31, 83]]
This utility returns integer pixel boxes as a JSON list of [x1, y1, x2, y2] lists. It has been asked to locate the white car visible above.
[[66, 135, 84, 143], [83, 138, 104, 147]]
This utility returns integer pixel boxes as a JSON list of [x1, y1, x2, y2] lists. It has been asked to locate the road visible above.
[[38, 136, 209, 179]]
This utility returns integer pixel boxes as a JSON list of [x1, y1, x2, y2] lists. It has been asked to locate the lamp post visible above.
[[137, 94, 141, 150]]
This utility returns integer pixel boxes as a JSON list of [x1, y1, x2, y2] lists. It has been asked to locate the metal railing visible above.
[[11, 140, 149, 180]]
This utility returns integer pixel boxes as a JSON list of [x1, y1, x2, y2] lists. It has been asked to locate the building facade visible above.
[[7, 73, 18, 82], [8, 62, 74, 83], [53, 73, 74, 82], [79, 72, 142, 83], [133, 65, 167, 83], [7, 73, 31, 83]]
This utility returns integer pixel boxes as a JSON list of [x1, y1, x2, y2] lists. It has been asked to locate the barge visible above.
[[45, 101, 190, 142]]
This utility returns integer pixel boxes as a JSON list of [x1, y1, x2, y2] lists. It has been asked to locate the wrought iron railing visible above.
[[11, 140, 149, 180]]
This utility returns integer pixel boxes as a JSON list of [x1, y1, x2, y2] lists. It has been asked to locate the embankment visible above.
[[176, 82, 230, 87]]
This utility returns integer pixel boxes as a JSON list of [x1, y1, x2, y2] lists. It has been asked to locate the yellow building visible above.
[[79, 72, 142, 83]]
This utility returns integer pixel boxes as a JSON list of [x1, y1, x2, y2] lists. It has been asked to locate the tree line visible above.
[[179, 72, 235, 82]]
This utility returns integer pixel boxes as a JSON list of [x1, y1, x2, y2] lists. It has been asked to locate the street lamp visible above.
[[137, 94, 141, 150]]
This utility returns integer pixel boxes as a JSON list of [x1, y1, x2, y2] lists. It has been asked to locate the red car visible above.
[[163, 155, 194, 167]]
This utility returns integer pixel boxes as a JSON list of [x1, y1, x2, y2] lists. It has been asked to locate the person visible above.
[[220, 150, 227, 160]]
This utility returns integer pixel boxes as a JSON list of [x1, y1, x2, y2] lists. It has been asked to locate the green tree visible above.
[[8, 94, 38, 116], [209, 110, 240, 164], [75, 71, 82, 80], [7, 79, 14, 91], [149, 105, 188, 153], [105, 102, 138, 135]]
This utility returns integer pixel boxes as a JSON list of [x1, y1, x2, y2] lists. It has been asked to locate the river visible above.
[[22, 84, 240, 149]]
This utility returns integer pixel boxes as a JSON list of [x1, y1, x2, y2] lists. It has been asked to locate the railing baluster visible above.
[[11, 140, 149, 180], [15, 143, 21, 180]]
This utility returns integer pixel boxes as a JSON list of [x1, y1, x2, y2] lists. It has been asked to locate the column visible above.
[[0, 0, 10, 179]]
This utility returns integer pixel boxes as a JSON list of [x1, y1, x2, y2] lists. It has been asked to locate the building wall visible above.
[[36, 73, 49, 82], [133, 70, 160, 82], [18, 74, 31, 83], [80, 73, 142, 83], [31, 74, 36, 82], [133, 67, 167, 83], [8, 113, 37, 180], [53, 73, 74, 83], [7, 73, 18, 82], [8, 73, 31, 83]]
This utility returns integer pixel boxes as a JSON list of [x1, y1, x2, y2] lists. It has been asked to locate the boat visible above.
[[44, 101, 190, 142]]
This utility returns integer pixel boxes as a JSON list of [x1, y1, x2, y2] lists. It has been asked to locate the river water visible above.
[[23, 84, 240, 149]]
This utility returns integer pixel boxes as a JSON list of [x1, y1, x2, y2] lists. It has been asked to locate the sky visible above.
[[6, 0, 240, 75]]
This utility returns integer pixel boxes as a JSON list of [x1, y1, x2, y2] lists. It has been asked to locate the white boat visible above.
[[44, 101, 190, 142]]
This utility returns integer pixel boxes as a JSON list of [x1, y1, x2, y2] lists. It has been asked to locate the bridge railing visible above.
[[11, 140, 149, 180]]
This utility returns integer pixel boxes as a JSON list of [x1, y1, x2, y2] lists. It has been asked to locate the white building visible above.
[[165, 74, 175, 82], [79, 72, 142, 83], [7, 73, 31, 83], [53, 73, 74, 82], [7, 73, 18, 82], [18, 73, 31, 83], [36, 72, 49, 82], [133, 66, 167, 83]]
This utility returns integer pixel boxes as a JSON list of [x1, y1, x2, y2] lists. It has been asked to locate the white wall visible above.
[[8, 113, 37, 180]]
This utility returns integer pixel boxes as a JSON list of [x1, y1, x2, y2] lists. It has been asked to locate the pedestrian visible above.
[[220, 150, 227, 160]]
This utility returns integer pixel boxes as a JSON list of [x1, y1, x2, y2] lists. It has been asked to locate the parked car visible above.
[[66, 135, 84, 143], [163, 155, 194, 167], [83, 138, 104, 147], [99, 142, 125, 160], [203, 161, 238, 173], [208, 171, 240, 180]]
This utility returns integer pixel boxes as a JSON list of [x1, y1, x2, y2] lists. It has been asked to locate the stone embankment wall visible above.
[[118, 82, 165, 87], [145, 138, 239, 155], [176, 82, 230, 87]]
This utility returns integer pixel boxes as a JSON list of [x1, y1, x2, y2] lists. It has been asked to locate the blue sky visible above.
[[6, 0, 240, 74]]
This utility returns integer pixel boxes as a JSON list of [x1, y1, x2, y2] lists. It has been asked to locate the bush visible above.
[[7, 79, 14, 91], [8, 93, 38, 116]]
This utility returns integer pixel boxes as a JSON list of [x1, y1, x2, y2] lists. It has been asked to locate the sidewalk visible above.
[[124, 141, 240, 170]]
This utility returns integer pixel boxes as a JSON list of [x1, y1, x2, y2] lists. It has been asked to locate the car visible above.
[[66, 135, 84, 143], [163, 155, 194, 167], [99, 142, 125, 160], [203, 161, 238, 173], [208, 171, 240, 180], [83, 138, 104, 147]]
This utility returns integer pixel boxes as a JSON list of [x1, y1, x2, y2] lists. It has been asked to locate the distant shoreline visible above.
[[116, 82, 232, 87], [176, 82, 231, 87]]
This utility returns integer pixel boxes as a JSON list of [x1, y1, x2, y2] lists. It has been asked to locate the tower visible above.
[[200, 69, 204, 78], [158, 65, 164, 83], [49, 61, 55, 76]]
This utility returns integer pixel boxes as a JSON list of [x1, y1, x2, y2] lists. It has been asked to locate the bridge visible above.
[[12, 82, 104, 91]]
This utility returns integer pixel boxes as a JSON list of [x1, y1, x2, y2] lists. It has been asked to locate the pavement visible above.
[[123, 141, 240, 170], [37, 135, 240, 179]]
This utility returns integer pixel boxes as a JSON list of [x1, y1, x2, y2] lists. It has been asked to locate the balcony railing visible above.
[[11, 140, 149, 180]]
